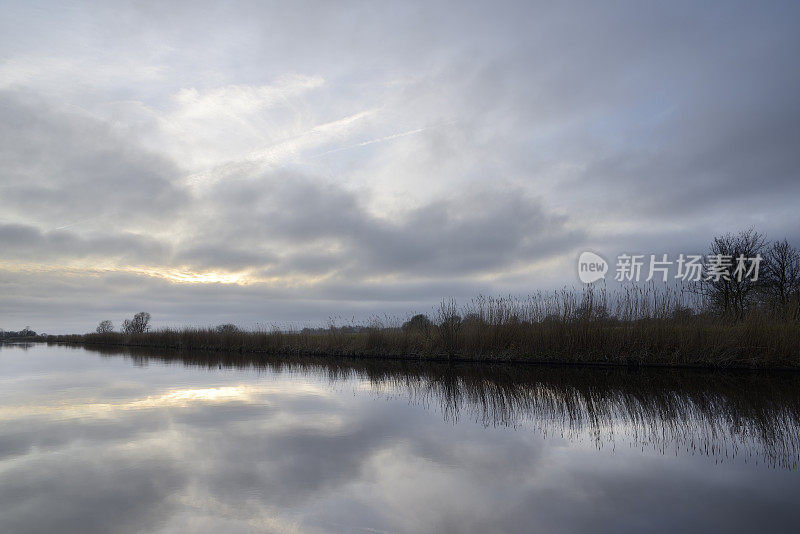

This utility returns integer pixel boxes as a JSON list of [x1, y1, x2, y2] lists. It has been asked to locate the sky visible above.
[[1, 0, 799, 333]]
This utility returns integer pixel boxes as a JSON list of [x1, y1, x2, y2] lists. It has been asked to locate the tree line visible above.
[[0, 327, 40, 340], [699, 228, 800, 320], [95, 312, 151, 334]]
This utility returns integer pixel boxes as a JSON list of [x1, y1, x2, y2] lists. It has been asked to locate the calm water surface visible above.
[[1, 343, 799, 533]]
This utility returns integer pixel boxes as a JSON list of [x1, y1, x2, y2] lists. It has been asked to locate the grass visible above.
[[47, 284, 800, 369]]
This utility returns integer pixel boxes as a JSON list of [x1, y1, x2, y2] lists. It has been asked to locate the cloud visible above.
[[0, 90, 187, 234], [156, 75, 327, 172], [186, 170, 583, 281], [0, 222, 168, 264], [1, 1, 800, 331]]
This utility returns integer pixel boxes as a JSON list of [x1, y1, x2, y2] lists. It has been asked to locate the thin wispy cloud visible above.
[[309, 127, 429, 158], [52, 214, 108, 231]]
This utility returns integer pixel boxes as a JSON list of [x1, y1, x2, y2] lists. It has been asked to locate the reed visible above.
[[47, 284, 800, 368]]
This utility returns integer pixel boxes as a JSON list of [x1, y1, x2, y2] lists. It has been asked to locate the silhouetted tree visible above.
[[122, 312, 151, 334], [96, 320, 114, 334], [216, 323, 240, 333], [761, 239, 800, 314], [701, 228, 766, 319]]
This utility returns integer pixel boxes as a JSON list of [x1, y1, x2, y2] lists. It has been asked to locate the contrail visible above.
[[309, 126, 428, 159], [53, 214, 105, 231]]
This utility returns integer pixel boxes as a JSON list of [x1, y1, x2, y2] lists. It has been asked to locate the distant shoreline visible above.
[[20, 284, 800, 371], [49, 340, 800, 373], [41, 320, 800, 371]]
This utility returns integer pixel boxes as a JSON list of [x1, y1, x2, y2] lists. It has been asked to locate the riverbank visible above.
[[45, 317, 800, 369]]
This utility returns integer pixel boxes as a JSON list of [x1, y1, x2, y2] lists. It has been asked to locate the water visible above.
[[1, 343, 799, 533]]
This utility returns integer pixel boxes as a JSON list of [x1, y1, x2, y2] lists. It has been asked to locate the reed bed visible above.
[[49, 284, 800, 368]]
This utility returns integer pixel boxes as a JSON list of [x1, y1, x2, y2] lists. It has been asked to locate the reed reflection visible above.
[[79, 344, 800, 470]]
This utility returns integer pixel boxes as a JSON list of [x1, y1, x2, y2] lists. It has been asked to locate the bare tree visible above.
[[96, 320, 114, 333], [122, 312, 151, 334], [700, 228, 766, 319], [761, 239, 800, 314]]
